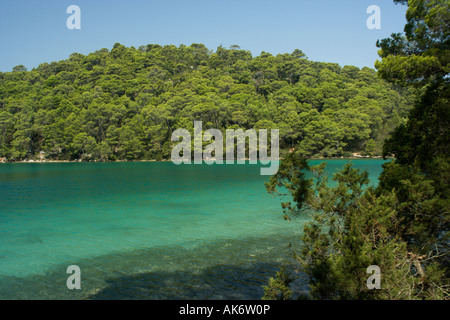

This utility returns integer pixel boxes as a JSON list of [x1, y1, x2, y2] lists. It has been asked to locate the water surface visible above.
[[0, 159, 388, 299]]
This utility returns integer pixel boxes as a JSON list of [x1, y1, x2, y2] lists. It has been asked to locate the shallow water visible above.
[[0, 159, 388, 299]]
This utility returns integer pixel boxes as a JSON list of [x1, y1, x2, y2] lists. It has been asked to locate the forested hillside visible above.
[[0, 43, 414, 161]]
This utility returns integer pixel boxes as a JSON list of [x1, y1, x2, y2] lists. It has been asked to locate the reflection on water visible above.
[[0, 234, 308, 300]]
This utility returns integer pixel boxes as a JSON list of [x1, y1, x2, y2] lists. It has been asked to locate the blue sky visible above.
[[0, 0, 407, 72]]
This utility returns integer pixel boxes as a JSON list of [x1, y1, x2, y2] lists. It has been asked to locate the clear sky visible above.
[[0, 0, 407, 72]]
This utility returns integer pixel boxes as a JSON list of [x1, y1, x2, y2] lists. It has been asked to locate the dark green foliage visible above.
[[376, 0, 449, 279], [265, 153, 312, 219], [266, 154, 448, 299], [0, 44, 413, 161], [264, 0, 449, 300], [262, 267, 293, 300]]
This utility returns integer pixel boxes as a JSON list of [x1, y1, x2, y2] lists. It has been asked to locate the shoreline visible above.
[[1, 155, 392, 164]]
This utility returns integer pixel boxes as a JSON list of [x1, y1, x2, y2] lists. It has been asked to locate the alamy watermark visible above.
[[367, 5, 381, 30], [67, 5, 81, 30], [171, 121, 279, 175], [366, 265, 381, 289], [66, 265, 81, 289]]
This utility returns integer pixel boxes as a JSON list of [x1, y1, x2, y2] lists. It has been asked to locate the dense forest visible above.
[[0, 44, 414, 161]]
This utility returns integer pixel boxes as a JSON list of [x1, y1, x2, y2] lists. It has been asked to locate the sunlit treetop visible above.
[[375, 0, 450, 86]]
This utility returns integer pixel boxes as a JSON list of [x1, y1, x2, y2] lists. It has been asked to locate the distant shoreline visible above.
[[1, 155, 391, 164]]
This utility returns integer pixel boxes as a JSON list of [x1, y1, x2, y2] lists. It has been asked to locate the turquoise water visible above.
[[0, 159, 388, 299]]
